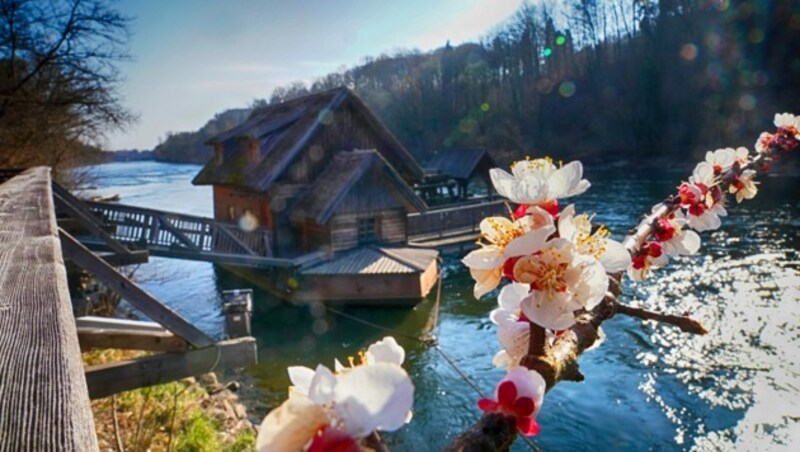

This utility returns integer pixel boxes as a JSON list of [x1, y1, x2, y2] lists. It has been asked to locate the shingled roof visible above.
[[424, 148, 495, 180], [192, 87, 423, 191], [290, 149, 426, 224]]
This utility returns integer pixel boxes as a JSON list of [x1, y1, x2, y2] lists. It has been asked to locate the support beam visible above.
[[157, 216, 200, 250], [52, 183, 131, 255], [78, 327, 189, 353], [85, 337, 257, 399], [95, 249, 149, 266], [59, 229, 215, 348]]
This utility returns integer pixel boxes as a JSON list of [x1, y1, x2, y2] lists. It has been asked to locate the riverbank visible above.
[[83, 349, 256, 451]]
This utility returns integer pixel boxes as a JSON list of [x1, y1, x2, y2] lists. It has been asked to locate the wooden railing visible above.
[[408, 199, 507, 239], [84, 201, 273, 257]]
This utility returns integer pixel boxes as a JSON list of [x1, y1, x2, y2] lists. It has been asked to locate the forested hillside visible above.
[[156, 0, 800, 165], [153, 108, 251, 163]]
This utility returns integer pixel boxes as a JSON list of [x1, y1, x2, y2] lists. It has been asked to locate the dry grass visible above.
[[83, 348, 255, 452]]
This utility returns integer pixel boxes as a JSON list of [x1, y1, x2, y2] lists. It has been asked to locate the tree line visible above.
[[256, 0, 798, 166]]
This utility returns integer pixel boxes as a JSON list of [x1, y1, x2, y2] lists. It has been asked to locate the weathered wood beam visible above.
[[84, 337, 257, 399], [0, 168, 97, 451], [95, 249, 149, 266], [59, 229, 215, 348], [78, 327, 189, 353], [51, 182, 131, 255]]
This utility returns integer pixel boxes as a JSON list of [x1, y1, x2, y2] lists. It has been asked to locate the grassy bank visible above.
[[83, 349, 255, 451]]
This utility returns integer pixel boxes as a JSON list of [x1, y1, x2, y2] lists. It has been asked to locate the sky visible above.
[[107, 0, 525, 151]]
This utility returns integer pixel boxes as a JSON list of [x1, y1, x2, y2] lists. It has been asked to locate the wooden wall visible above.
[[213, 186, 272, 229], [328, 208, 407, 252]]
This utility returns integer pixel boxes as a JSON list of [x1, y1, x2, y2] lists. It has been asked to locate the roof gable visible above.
[[290, 150, 426, 224], [424, 148, 495, 180], [192, 87, 424, 191]]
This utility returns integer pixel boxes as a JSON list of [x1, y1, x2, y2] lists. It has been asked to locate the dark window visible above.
[[357, 217, 377, 244]]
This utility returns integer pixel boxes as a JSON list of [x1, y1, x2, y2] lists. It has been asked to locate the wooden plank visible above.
[[0, 168, 98, 451], [78, 327, 189, 353], [51, 183, 131, 255], [85, 337, 257, 399], [59, 229, 215, 348]]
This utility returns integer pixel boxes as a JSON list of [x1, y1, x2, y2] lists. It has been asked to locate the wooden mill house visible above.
[[192, 87, 441, 302]]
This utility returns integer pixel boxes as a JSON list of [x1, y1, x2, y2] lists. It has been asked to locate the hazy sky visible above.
[[108, 0, 524, 150]]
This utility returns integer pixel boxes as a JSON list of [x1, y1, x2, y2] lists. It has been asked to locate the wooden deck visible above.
[[0, 168, 97, 450]]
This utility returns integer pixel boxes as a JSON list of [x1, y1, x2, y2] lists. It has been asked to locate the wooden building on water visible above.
[[192, 87, 440, 302]]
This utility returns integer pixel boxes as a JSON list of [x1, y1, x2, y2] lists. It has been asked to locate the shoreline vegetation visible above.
[[82, 348, 256, 452]]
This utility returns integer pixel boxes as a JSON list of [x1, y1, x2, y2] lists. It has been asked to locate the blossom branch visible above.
[[614, 302, 708, 335], [452, 114, 798, 450]]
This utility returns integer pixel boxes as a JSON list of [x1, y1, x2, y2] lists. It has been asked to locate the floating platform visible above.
[[292, 246, 439, 305]]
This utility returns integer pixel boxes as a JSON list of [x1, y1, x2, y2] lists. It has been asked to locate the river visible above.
[[81, 160, 799, 451]]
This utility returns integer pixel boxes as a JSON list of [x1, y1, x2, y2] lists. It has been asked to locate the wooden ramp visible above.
[[0, 168, 97, 450]]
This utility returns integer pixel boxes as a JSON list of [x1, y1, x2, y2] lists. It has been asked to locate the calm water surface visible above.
[[82, 161, 800, 451]]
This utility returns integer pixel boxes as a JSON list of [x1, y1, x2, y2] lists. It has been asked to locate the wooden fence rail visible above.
[[0, 168, 97, 451]]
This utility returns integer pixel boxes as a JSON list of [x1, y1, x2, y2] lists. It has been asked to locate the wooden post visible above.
[[0, 168, 98, 450]]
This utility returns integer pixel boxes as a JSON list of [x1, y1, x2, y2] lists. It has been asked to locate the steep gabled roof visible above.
[[290, 149, 426, 224], [424, 148, 495, 180], [192, 87, 423, 191]]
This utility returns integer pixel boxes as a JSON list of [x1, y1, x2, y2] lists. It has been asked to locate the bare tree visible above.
[[0, 0, 133, 176]]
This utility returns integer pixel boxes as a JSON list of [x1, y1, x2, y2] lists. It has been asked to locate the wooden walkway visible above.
[[70, 197, 310, 269], [72, 196, 502, 268], [0, 168, 97, 450]]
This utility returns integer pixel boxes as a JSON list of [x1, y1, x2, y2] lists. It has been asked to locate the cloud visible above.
[[410, 0, 524, 49]]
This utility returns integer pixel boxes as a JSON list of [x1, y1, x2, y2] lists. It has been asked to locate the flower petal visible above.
[[308, 364, 337, 405], [470, 267, 502, 299], [598, 239, 632, 273], [462, 247, 505, 270], [521, 291, 579, 331], [504, 225, 555, 258], [287, 366, 315, 396], [333, 363, 414, 437], [256, 395, 329, 452], [547, 161, 587, 198], [365, 336, 405, 366], [498, 283, 530, 313]]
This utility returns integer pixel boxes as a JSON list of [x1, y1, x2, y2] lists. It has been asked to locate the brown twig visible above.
[[112, 395, 125, 452], [614, 302, 708, 335], [363, 432, 390, 452]]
